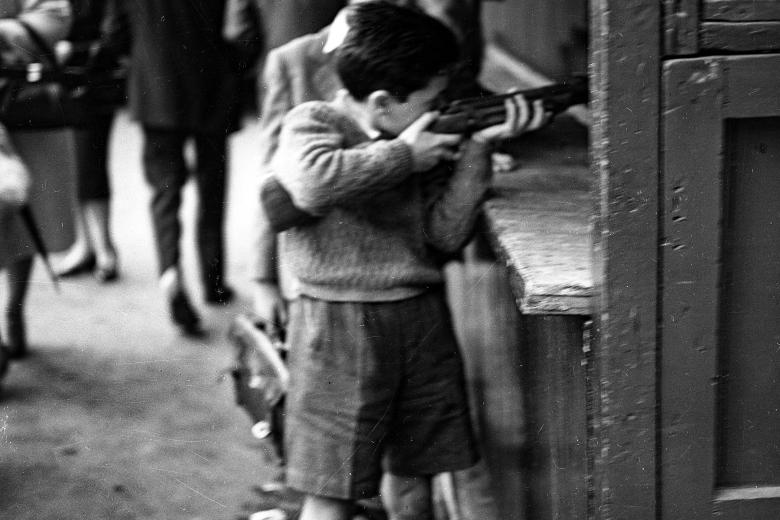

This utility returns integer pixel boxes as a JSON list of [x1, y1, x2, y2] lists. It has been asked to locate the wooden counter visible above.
[[482, 113, 592, 316], [448, 114, 593, 520]]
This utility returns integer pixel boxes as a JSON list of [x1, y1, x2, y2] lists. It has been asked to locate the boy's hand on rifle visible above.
[[399, 112, 463, 172], [473, 95, 550, 143]]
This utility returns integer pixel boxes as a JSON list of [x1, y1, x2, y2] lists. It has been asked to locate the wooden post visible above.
[[590, 1, 660, 519]]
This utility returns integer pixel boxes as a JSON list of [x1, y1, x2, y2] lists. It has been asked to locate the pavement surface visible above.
[[0, 113, 285, 520]]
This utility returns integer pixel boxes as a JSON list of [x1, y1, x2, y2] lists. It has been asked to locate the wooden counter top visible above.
[[481, 116, 593, 316]]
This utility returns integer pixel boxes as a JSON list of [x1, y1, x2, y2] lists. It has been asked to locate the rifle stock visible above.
[[262, 76, 588, 232]]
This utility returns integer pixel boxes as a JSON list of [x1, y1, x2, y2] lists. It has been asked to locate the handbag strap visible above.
[[15, 19, 61, 72]]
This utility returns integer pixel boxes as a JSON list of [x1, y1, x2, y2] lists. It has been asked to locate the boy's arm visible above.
[[274, 106, 414, 215], [250, 205, 287, 326], [257, 48, 293, 171], [251, 50, 293, 324], [422, 139, 493, 253], [423, 95, 550, 252]]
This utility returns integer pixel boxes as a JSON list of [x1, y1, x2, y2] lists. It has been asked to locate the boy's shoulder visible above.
[[271, 26, 331, 62], [284, 100, 353, 131]]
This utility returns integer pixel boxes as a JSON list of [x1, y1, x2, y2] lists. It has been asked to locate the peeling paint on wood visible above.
[[661, 57, 724, 520], [591, 1, 660, 518]]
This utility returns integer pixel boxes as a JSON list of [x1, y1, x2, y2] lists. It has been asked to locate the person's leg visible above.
[[142, 126, 188, 276], [83, 199, 117, 282], [5, 256, 34, 358], [57, 115, 117, 277], [381, 474, 434, 520], [192, 132, 232, 304], [384, 291, 479, 519], [285, 297, 396, 500], [142, 127, 201, 334], [299, 494, 353, 520], [79, 114, 118, 281], [54, 207, 94, 276]]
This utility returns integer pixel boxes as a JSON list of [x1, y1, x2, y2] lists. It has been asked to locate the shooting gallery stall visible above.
[[449, 1, 780, 519]]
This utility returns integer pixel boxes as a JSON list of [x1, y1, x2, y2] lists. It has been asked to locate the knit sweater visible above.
[[274, 100, 493, 302]]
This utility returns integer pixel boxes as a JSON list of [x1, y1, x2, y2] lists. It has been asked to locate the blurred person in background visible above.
[[0, 125, 31, 386], [223, 0, 345, 114], [55, 0, 122, 283], [105, 0, 241, 336], [0, 0, 72, 361]]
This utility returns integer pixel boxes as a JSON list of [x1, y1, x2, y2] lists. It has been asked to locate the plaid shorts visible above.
[[284, 290, 478, 500]]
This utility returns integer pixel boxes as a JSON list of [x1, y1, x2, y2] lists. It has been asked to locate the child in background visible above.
[[270, 3, 546, 519]]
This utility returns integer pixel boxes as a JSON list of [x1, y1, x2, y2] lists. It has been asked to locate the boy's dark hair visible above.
[[336, 1, 459, 101]]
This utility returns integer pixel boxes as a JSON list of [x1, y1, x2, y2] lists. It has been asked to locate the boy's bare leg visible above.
[[381, 474, 433, 520], [299, 494, 353, 520]]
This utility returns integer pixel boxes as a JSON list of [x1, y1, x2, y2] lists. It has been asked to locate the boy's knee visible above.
[[380, 474, 433, 520]]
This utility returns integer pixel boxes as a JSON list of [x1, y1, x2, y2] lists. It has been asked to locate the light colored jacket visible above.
[[251, 27, 339, 285]]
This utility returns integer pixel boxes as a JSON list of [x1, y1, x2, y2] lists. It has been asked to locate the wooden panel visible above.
[[721, 54, 780, 118], [704, 0, 780, 21], [482, 189, 592, 316], [701, 22, 780, 52], [521, 315, 588, 520], [664, 0, 699, 55], [590, 1, 660, 518], [662, 55, 780, 520], [718, 118, 780, 488], [661, 57, 724, 520]]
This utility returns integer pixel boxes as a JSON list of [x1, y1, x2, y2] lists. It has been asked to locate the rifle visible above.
[[261, 75, 588, 233]]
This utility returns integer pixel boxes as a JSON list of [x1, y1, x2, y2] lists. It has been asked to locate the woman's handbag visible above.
[[0, 20, 89, 130]]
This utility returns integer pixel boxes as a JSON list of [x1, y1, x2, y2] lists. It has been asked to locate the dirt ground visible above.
[[0, 114, 286, 520]]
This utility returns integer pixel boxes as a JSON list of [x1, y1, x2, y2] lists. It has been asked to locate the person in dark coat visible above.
[[105, 0, 241, 335], [0, 0, 72, 362], [223, 0, 345, 112]]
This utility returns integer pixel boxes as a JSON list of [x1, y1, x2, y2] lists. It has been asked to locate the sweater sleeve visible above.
[[257, 48, 292, 172], [273, 104, 414, 215], [422, 138, 493, 253]]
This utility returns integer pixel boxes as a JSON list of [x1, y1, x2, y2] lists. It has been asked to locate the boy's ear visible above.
[[366, 90, 394, 115]]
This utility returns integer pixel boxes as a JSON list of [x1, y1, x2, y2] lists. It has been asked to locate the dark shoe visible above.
[[95, 266, 119, 283], [95, 260, 119, 283], [56, 253, 96, 278], [5, 311, 27, 359], [205, 284, 235, 305], [95, 250, 120, 284], [169, 291, 203, 336]]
